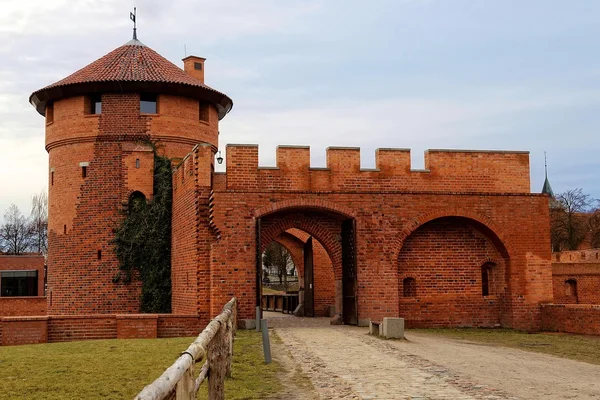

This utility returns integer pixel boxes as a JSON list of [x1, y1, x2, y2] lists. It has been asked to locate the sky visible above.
[[1, 0, 599, 220]]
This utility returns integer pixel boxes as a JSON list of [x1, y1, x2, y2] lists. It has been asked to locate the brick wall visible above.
[[1, 316, 48, 346], [187, 142, 552, 330], [398, 218, 507, 328], [0, 314, 207, 346], [116, 315, 158, 339], [0, 297, 47, 317], [552, 249, 600, 304], [541, 304, 600, 335]]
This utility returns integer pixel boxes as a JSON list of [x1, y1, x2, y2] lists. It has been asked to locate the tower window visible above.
[[46, 103, 54, 124], [89, 94, 102, 114], [80, 162, 89, 179], [199, 102, 209, 122], [403, 277, 417, 297], [97, 250, 102, 260], [64, 225, 67, 234], [135, 158, 140, 169], [194, 62, 203, 70], [51, 171, 54, 186], [140, 94, 157, 114]]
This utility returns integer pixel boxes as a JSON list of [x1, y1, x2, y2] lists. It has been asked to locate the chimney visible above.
[[182, 56, 206, 83]]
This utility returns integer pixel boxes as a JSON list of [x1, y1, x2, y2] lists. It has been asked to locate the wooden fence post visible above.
[[208, 320, 228, 400], [175, 359, 195, 400]]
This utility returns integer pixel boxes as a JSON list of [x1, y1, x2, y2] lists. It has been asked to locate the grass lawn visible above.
[[410, 328, 600, 365], [0, 330, 280, 400]]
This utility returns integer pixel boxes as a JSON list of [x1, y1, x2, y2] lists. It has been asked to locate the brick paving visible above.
[[268, 314, 519, 400]]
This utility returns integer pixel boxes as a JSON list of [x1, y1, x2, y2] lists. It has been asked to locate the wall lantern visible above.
[[216, 151, 223, 165]]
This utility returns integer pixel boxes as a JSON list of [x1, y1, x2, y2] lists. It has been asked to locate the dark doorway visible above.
[[342, 219, 358, 325], [304, 236, 314, 317]]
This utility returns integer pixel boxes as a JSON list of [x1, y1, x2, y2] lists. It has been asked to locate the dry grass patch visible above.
[[0, 330, 280, 400], [410, 328, 600, 365]]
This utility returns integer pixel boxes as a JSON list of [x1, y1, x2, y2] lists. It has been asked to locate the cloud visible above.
[[2, 0, 600, 220]]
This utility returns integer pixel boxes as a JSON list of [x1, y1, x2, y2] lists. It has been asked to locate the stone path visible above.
[[266, 313, 600, 399]]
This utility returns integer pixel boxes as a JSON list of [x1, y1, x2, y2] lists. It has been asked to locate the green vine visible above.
[[113, 149, 172, 313]]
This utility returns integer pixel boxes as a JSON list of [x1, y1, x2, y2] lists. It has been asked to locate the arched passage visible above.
[[398, 216, 510, 328], [257, 205, 357, 324], [265, 229, 336, 317]]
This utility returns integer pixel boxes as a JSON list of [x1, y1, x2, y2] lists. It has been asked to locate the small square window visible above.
[[140, 94, 157, 114], [89, 94, 102, 114], [194, 62, 203, 70]]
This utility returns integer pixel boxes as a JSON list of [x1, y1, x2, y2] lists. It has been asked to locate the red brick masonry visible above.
[[541, 304, 600, 336], [0, 314, 205, 346]]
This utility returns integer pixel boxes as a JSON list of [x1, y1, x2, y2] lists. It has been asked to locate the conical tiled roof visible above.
[[30, 39, 233, 119]]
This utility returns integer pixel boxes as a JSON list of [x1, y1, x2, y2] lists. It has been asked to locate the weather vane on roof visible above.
[[130, 7, 137, 40]]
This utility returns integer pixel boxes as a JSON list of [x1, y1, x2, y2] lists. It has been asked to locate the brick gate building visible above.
[[29, 36, 553, 332]]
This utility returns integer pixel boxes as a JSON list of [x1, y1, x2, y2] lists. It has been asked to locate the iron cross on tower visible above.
[[130, 7, 137, 40]]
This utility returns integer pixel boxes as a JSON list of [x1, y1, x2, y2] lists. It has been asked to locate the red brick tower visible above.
[[29, 37, 232, 314]]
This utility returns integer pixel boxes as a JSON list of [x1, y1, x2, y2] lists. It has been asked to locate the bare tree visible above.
[[0, 204, 31, 254], [589, 210, 600, 249], [29, 190, 48, 254], [551, 189, 598, 251], [262, 242, 294, 291]]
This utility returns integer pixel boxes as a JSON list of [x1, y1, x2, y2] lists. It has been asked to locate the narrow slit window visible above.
[[199, 102, 209, 122], [140, 94, 157, 114], [97, 250, 102, 260], [63, 225, 67, 234], [82, 166, 87, 178], [481, 263, 495, 296], [135, 158, 140, 169], [51, 171, 54, 186]]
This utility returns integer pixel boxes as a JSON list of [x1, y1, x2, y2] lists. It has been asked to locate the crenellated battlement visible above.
[[214, 144, 532, 193]]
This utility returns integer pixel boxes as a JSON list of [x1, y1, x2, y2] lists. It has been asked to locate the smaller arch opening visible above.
[[565, 279, 578, 303], [128, 191, 147, 213], [403, 277, 417, 297]]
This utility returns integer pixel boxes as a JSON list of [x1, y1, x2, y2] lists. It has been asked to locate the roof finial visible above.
[[544, 151, 548, 179], [130, 7, 137, 40]]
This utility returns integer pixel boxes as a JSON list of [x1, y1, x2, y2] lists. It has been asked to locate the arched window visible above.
[[128, 191, 147, 212], [481, 263, 495, 296], [403, 277, 417, 297], [565, 279, 578, 303]]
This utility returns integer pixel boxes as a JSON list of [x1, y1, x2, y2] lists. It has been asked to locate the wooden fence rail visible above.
[[134, 297, 237, 400]]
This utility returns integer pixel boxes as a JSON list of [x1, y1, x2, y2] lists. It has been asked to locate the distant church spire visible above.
[[130, 7, 137, 40], [542, 151, 555, 198]]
